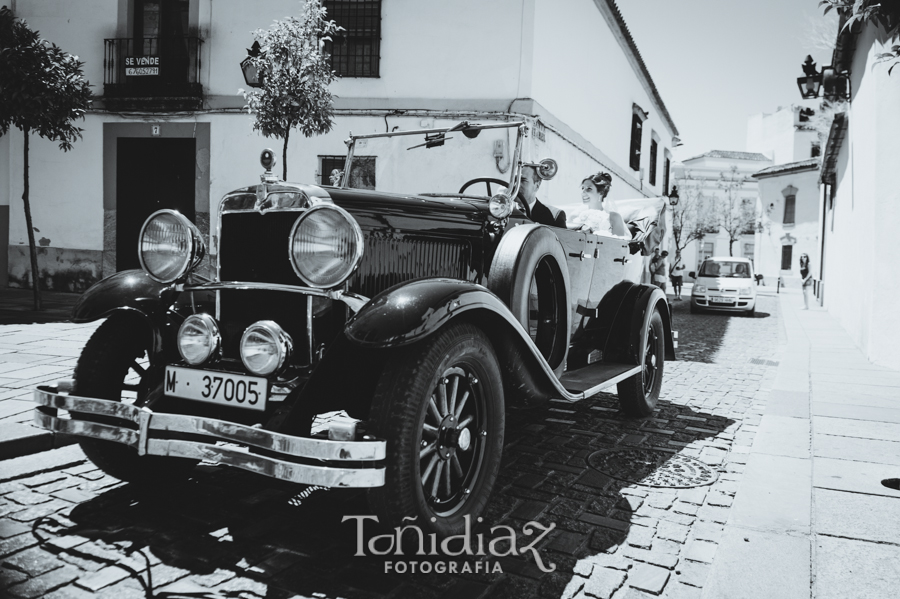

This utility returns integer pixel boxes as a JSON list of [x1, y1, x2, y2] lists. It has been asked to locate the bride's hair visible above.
[[582, 171, 612, 191]]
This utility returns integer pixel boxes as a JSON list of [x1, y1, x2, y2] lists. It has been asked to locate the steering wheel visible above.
[[458, 177, 510, 196]]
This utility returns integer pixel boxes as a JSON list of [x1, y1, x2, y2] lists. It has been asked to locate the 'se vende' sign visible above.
[[125, 56, 159, 76]]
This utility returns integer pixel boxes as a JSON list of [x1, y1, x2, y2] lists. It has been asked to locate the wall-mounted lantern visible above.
[[796, 55, 850, 101], [240, 41, 264, 88]]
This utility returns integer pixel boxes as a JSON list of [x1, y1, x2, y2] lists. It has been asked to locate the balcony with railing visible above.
[[103, 37, 203, 110]]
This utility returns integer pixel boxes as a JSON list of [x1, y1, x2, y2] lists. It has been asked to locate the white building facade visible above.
[[746, 104, 822, 287], [0, 0, 679, 292], [751, 160, 820, 287], [818, 15, 900, 370], [672, 151, 771, 275]]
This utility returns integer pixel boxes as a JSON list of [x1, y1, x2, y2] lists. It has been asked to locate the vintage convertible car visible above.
[[34, 121, 675, 536]]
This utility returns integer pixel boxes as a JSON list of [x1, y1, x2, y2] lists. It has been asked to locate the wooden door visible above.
[[116, 137, 196, 271]]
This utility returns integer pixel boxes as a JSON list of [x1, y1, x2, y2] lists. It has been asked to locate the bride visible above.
[[567, 171, 630, 238]]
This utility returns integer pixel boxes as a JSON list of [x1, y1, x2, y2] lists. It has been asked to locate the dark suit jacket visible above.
[[522, 198, 567, 228]]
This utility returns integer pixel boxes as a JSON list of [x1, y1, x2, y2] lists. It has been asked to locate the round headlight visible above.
[[138, 210, 205, 284], [289, 205, 363, 288], [177, 314, 221, 365], [240, 321, 292, 376], [489, 193, 513, 219]]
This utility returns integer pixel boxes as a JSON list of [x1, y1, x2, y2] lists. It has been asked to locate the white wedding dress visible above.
[[566, 205, 630, 239]]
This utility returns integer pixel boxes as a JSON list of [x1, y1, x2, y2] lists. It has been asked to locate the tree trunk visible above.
[[21, 128, 42, 311], [282, 129, 289, 181], [728, 238, 734, 256]]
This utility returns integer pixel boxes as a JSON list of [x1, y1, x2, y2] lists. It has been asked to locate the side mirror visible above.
[[688, 271, 696, 279]]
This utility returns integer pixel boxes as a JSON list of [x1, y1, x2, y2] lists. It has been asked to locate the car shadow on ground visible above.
[[668, 298, 771, 364], [36, 395, 734, 599]]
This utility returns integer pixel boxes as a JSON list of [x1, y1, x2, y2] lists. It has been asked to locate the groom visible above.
[[516, 165, 567, 228]]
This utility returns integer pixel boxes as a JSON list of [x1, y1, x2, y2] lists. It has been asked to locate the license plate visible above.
[[710, 297, 734, 304], [164, 366, 267, 411]]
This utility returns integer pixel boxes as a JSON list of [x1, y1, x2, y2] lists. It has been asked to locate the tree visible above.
[[241, 0, 340, 181], [669, 172, 719, 268], [715, 166, 756, 256], [0, 6, 93, 310], [820, 0, 900, 73]]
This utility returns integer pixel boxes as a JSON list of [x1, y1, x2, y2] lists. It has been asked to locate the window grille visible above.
[[320, 156, 346, 186], [629, 113, 642, 171], [649, 139, 658, 186], [699, 242, 714, 268], [324, 0, 381, 77], [781, 245, 793, 270], [319, 155, 376, 189], [783, 195, 796, 224]]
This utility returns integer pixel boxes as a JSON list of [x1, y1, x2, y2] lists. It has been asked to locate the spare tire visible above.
[[488, 224, 570, 377]]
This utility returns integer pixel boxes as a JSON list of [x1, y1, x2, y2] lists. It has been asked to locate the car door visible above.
[[587, 232, 632, 302], [558, 228, 594, 342]]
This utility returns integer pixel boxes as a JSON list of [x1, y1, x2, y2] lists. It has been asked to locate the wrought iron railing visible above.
[[103, 37, 202, 109]]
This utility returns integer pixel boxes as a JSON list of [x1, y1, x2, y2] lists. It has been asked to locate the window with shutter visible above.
[[781, 245, 793, 270]]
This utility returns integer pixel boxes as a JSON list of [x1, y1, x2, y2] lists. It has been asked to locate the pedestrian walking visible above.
[[800, 253, 812, 309], [670, 261, 685, 300]]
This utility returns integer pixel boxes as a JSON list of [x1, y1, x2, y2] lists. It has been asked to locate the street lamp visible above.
[[796, 55, 850, 101], [797, 56, 822, 99], [668, 186, 680, 207], [240, 41, 264, 88]]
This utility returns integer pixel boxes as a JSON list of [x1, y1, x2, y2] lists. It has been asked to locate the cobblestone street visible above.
[[0, 293, 789, 599]]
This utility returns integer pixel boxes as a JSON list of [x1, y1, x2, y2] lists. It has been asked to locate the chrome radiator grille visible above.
[[347, 237, 471, 298]]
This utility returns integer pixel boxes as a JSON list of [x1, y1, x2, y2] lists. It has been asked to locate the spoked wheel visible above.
[[617, 308, 665, 417], [72, 313, 198, 483], [367, 323, 504, 536], [419, 364, 487, 515]]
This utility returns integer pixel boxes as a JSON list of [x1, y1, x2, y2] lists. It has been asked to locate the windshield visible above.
[[342, 122, 522, 197], [699, 261, 752, 278]]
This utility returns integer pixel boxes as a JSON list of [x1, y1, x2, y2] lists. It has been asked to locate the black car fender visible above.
[[601, 284, 676, 364], [72, 270, 181, 356], [345, 278, 532, 348], [332, 278, 565, 410]]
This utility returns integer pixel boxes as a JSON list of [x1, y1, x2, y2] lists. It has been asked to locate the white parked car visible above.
[[689, 257, 757, 316]]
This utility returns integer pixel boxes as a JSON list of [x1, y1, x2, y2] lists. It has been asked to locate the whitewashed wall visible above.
[[5, 0, 679, 290], [746, 104, 819, 165], [202, 0, 527, 104], [531, 0, 677, 197], [754, 168, 819, 286], [823, 25, 900, 370]]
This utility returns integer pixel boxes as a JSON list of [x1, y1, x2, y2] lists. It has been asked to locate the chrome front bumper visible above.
[[33, 384, 386, 488]]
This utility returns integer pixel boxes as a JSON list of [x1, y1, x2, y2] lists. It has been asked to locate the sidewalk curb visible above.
[[0, 421, 77, 461]]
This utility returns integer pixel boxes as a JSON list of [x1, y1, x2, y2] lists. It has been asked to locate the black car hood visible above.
[[325, 187, 490, 233]]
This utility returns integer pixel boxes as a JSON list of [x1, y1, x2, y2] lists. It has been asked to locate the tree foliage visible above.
[[669, 172, 718, 268], [0, 7, 92, 147], [241, 0, 340, 180], [0, 6, 92, 309], [820, 0, 900, 73], [715, 166, 757, 257]]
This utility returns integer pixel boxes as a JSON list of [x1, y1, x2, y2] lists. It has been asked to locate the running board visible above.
[[560, 363, 641, 398]]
